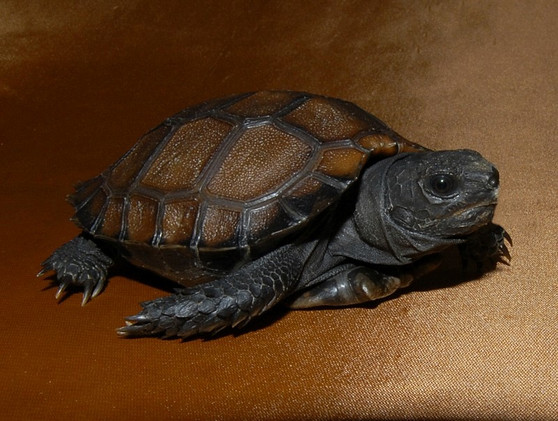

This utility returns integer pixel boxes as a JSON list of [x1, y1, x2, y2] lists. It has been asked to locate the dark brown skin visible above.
[[38, 91, 510, 339]]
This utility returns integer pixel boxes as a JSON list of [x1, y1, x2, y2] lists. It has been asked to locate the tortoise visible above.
[[38, 91, 511, 339]]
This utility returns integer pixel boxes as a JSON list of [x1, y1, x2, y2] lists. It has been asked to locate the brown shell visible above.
[[70, 91, 426, 283]]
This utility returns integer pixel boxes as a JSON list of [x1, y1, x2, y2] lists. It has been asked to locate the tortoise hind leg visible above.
[[288, 266, 410, 309], [38, 235, 114, 305], [289, 256, 441, 309]]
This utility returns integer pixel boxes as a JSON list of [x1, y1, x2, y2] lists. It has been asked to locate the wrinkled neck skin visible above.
[[329, 155, 464, 266]]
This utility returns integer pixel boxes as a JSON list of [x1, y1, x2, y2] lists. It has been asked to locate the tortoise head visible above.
[[386, 149, 499, 236], [354, 149, 500, 262]]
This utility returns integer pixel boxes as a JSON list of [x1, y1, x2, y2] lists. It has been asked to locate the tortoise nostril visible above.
[[488, 167, 499, 188]]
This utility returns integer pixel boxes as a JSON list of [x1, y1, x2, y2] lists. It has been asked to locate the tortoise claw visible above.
[[497, 228, 512, 265], [460, 223, 512, 272], [38, 236, 113, 304], [92, 281, 105, 299], [503, 230, 513, 247], [500, 242, 512, 264], [117, 314, 159, 337], [55, 281, 70, 300], [124, 313, 151, 323], [36, 267, 49, 278], [498, 257, 511, 266], [81, 284, 93, 306]]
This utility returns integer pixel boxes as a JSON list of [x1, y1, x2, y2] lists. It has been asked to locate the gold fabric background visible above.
[[1, 1, 556, 419]]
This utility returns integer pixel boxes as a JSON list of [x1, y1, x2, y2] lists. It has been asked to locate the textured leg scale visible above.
[[460, 223, 512, 271], [118, 243, 310, 339], [38, 236, 113, 305]]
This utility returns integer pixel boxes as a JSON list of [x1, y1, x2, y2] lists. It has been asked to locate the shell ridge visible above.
[[272, 92, 311, 117], [238, 205, 251, 250], [70, 176, 104, 212], [278, 197, 307, 222], [196, 114, 249, 194], [189, 199, 207, 260], [117, 195, 130, 241], [266, 117, 323, 195], [187, 110, 251, 190], [89, 186, 111, 235], [164, 92, 255, 125], [310, 171, 353, 192], [272, 117, 320, 147], [211, 91, 255, 111], [107, 125, 163, 171], [151, 198, 165, 247], [185, 111, 250, 194], [126, 122, 189, 192]]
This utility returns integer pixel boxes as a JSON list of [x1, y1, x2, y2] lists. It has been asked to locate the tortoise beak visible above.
[[488, 166, 499, 189]]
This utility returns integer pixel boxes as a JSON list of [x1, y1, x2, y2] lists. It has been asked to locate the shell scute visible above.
[[141, 117, 232, 191], [73, 187, 107, 232], [281, 175, 342, 219], [107, 124, 171, 191], [205, 123, 313, 202], [160, 199, 199, 245], [246, 201, 300, 246], [125, 195, 158, 243], [99, 197, 124, 238], [198, 206, 242, 249], [316, 147, 367, 180], [281, 97, 373, 142]]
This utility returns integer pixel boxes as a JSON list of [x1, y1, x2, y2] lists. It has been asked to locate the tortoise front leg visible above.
[[289, 256, 441, 309], [460, 223, 512, 271], [38, 235, 113, 305], [117, 242, 316, 339]]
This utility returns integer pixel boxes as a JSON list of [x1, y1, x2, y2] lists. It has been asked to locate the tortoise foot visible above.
[[38, 236, 113, 305], [460, 223, 512, 272], [117, 286, 258, 339]]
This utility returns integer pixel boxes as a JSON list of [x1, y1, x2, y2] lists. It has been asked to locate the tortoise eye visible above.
[[429, 174, 457, 197]]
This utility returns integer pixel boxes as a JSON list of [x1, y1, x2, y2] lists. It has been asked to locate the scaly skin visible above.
[[117, 242, 317, 338], [38, 236, 113, 305], [117, 223, 511, 338], [39, 222, 511, 338], [460, 223, 512, 270]]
